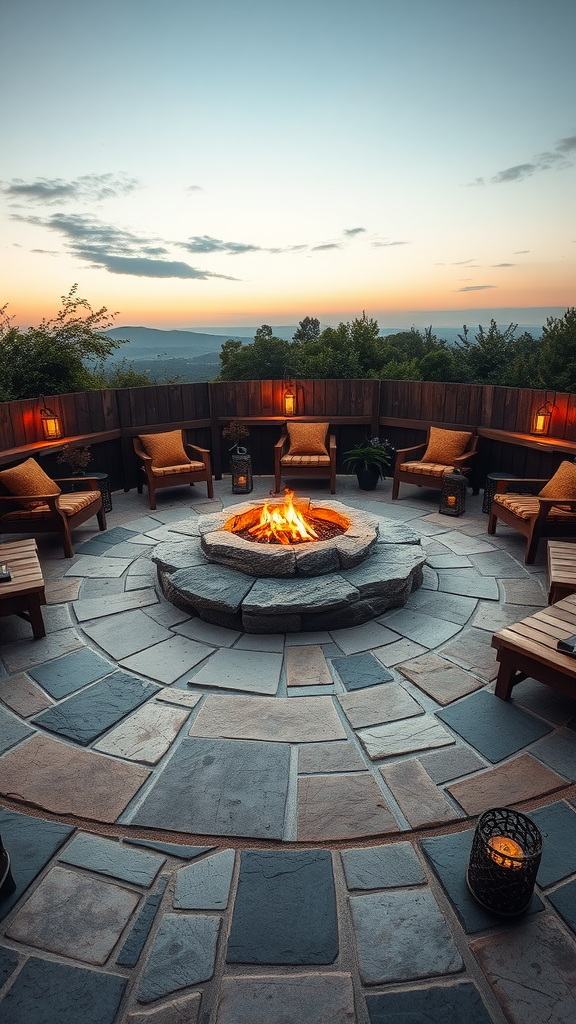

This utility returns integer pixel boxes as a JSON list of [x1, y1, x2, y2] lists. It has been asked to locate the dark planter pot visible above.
[[356, 468, 380, 490]]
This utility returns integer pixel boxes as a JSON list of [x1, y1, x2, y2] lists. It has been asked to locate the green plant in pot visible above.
[[343, 437, 395, 490]]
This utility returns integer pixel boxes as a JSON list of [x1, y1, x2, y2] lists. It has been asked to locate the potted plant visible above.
[[343, 437, 395, 490], [222, 420, 250, 455], [56, 443, 93, 476]]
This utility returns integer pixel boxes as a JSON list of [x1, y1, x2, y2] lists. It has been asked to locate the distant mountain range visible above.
[[106, 317, 545, 363]]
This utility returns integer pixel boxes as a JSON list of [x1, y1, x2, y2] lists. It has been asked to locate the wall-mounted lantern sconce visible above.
[[284, 383, 296, 417], [531, 401, 554, 435], [39, 399, 62, 440]]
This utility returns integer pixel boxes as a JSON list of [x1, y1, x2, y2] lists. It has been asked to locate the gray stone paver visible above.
[[1, 480, 573, 1024], [81, 609, 173, 660], [173, 848, 235, 909], [349, 888, 463, 984], [190, 647, 282, 695], [357, 714, 455, 760], [93, 701, 191, 763], [189, 694, 346, 743], [120, 635, 214, 684]]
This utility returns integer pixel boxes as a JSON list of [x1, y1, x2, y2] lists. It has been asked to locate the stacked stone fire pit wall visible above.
[[153, 501, 426, 633]]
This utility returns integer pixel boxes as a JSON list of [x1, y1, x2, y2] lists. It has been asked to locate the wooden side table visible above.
[[0, 539, 46, 639], [547, 540, 576, 605], [492, 594, 576, 701]]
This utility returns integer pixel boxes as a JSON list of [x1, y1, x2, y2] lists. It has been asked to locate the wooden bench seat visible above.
[[547, 540, 576, 604], [0, 539, 46, 639], [492, 594, 576, 701]]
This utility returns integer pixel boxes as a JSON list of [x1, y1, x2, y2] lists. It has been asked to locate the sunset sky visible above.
[[1, 0, 575, 331]]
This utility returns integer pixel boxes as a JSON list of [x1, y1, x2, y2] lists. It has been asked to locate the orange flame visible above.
[[248, 490, 319, 545]]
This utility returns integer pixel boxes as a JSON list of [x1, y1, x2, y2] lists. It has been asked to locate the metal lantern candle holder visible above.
[[466, 807, 543, 916], [231, 448, 253, 494], [439, 468, 467, 516]]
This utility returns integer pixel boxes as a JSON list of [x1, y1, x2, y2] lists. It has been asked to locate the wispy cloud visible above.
[[470, 134, 576, 186], [185, 185, 203, 193], [343, 227, 366, 236], [372, 240, 410, 247], [491, 262, 516, 267], [514, 250, 530, 254], [451, 258, 477, 265], [12, 212, 238, 280], [182, 235, 262, 255], [3, 173, 140, 205], [457, 284, 496, 292], [311, 242, 342, 251]]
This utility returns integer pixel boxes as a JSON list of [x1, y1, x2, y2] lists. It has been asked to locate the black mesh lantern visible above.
[[439, 468, 467, 516], [466, 807, 543, 916], [0, 832, 16, 898], [231, 448, 253, 494]]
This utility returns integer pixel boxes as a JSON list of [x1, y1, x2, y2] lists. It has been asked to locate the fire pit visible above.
[[154, 497, 427, 633]]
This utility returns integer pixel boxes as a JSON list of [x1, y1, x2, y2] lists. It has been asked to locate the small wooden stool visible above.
[[547, 540, 576, 605], [0, 538, 46, 639]]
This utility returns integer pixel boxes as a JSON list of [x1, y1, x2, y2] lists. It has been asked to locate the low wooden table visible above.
[[547, 540, 576, 604], [0, 539, 46, 639], [492, 594, 576, 701]]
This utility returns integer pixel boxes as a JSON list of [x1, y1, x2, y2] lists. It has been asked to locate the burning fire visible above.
[[249, 490, 319, 545]]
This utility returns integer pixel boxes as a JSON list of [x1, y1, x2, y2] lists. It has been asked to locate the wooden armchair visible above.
[[488, 463, 576, 563], [134, 430, 213, 510], [274, 421, 336, 494], [0, 457, 105, 558], [392, 427, 478, 500]]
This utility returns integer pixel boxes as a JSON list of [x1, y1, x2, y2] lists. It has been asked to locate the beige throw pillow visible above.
[[539, 461, 576, 499], [422, 427, 472, 465], [0, 457, 61, 509], [286, 422, 329, 456], [138, 431, 189, 468]]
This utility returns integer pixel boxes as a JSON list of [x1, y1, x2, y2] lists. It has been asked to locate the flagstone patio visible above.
[[1, 474, 576, 1023]]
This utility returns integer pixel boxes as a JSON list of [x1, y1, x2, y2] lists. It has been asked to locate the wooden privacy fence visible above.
[[1, 379, 576, 487]]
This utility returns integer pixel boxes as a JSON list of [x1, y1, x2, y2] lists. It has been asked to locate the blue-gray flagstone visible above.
[[331, 653, 393, 690], [0, 946, 21, 990], [421, 830, 542, 933], [349, 888, 463, 984], [116, 873, 170, 967], [547, 877, 576, 936], [31, 671, 160, 745], [137, 913, 220, 1003], [341, 842, 426, 890], [0, 808, 73, 921], [529, 802, 576, 887], [174, 848, 235, 909], [0, 957, 126, 1024], [436, 689, 551, 762], [227, 850, 338, 965], [130, 737, 290, 839], [0, 706, 33, 755], [28, 647, 114, 698], [530, 729, 576, 781], [366, 982, 496, 1024], [59, 832, 165, 886]]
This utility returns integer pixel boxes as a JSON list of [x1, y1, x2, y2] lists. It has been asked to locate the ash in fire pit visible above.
[[154, 498, 427, 633]]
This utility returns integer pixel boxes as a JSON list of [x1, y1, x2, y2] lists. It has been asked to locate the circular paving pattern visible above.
[[1, 481, 576, 1024]]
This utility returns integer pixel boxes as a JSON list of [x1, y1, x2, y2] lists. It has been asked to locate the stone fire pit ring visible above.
[[154, 500, 427, 633]]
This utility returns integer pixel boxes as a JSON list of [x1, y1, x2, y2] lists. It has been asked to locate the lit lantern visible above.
[[531, 401, 554, 435], [467, 807, 542, 915], [231, 448, 253, 494], [284, 385, 295, 417], [439, 468, 467, 516], [39, 400, 62, 440]]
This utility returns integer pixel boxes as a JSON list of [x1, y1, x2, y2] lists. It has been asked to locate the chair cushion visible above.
[[493, 493, 576, 521], [150, 462, 205, 477], [0, 457, 61, 509], [286, 422, 328, 456], [422, 427, 472, 465], [138, 431, 189, 468], [281, 454, 332, 467], [400, 461, 454, 477], [539, 461, 576, 499], [1, 491, 99, 520]]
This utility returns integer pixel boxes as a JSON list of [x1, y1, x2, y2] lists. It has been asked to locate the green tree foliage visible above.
[[535, 308, 576, 392], [0, 285, 151, 400], [451, 319, 540, 387], [292, 316, 320, 345], [217, 327, 296, 380]]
